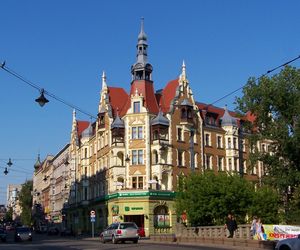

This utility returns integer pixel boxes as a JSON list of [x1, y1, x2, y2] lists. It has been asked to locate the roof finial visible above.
[[138, 17, 147, 42], [182, 60, 186, 78], [102, 71, 107, 90], [72, 109, 76, 121]]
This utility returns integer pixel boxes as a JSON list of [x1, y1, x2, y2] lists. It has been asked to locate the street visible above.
[[0, 231, 233, 250]]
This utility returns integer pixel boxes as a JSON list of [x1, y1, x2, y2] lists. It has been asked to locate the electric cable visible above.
[[0, 63, 97, 119], [208, 55, 300, 107]]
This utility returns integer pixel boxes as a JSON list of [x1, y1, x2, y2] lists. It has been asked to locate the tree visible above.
[[248, 186, 280, 224], [19, 180, 33, 226], [5, 207, 13, 222], [176, 172, 254, 226], [236, 66, 300, 223]]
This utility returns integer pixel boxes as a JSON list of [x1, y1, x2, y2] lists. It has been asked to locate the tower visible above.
[[131, 18, 153, 81]]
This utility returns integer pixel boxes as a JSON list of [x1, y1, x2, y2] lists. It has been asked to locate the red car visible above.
[[137, 227, 145, 237]]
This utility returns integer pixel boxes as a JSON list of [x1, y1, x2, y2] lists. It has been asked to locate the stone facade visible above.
[[33, 21, 269, 236]]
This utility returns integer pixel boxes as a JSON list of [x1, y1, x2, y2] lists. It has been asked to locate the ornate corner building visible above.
[[33, 20, 271, 236]]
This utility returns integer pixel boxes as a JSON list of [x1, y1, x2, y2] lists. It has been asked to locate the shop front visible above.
[[107, 191, 176, 237]]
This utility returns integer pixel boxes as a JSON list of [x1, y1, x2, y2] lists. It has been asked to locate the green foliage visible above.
[[5, 207, 13, 222], [19, 180, 33, 226], [248, 186, 280, 224], [236, 66, 300, 223], [175, 172, 282, 226], [176, 172, 254, 226]]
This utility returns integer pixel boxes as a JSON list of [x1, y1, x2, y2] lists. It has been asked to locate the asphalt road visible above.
[[0, 231, 235, 250]]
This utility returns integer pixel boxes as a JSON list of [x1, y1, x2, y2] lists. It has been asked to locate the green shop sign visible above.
[[124, 206, 143, 211], [95, 191, 175, 202]]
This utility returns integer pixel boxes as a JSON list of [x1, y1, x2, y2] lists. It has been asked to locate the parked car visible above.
[[275, 235, 300, 250], [0, 228, 7, 242], [137, 227, 145, 237], [15, 226, 32, 242], [100, 222, 139, 244]]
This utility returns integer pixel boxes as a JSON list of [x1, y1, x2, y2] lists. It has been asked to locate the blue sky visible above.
[[1, 0, 300, 204]]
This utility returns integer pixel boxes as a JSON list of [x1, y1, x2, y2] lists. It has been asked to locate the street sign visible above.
[[90, 217, 96, 223], [90, 210, 95, 216]]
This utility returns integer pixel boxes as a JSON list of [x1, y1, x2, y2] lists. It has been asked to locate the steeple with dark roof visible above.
[[131, 18, 153, 81]]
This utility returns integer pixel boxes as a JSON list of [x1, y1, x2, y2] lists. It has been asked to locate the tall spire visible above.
[[131, 18, 153, 81], [138, 17, 147, 44], [102, 71, 107, 90]]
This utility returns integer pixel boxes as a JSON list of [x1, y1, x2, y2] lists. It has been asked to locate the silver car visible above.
[[15, 227, 32, 242], [100, 222, 139, 244]]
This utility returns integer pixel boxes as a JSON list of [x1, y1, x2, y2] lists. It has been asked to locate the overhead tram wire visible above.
[[207, 54, 300, 107], [0, 63, 97, 120]]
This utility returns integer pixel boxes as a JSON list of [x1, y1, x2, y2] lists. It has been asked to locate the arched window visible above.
[[154, 205, 170, 228]]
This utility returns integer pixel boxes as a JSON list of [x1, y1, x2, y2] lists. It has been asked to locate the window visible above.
[[132, 127, 137, 139], [178, 150, 183, 166], [228, 158, 232, 171], [84, 148, 88, 158], [234, 158, 238, 171], [132, 176, 143, 189], [205, 154, 211, 169], [132, 126, 143, 139], [132, 150, 143, 165], [218, 156, 223, 171], [177, 128, 183, 141], [133, 102, 140, 113], [138, 126, 143, 138], [217, 135, 223, 148], [228, 138, 232, 149], [262, 144, 266, 152], [138, 176, 143, 189], [205, 133, 211, 146], [181, 108, 187, 118], [138, 150, 143, 164], [233, 138, 237, 149], [187, 108, 192, 119]]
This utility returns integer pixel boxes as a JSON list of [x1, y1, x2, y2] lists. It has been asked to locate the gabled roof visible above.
[[77, 121, 90, 137], [123, 80, 159, 115], [108, 87, 129, 117], [159, 79, 179, 113]]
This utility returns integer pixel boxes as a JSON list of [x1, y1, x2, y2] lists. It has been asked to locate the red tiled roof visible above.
[[77, 121, 89, 137], [159, 79, 179, 113], [108, 87, 129, 117], [123, 80, 159, 114]]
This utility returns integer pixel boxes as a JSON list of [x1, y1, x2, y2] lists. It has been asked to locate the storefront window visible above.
[[154, 205, 170, 228]]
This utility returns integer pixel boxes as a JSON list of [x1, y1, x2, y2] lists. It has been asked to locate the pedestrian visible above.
[[225, 213, 235, 238], [250, 216, 257, 238], [255, 218, 265, 240]]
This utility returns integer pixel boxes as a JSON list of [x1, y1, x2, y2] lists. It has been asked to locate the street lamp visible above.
[[7, 158, 13, 167], [35, 89, 49, 107], [3, 167, 8, 175]]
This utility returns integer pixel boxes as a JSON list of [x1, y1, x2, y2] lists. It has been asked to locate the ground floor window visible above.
[[154, 205, 170, 228]]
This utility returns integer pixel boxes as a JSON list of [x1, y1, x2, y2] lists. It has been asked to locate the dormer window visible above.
[[134, 101, 140, 113]]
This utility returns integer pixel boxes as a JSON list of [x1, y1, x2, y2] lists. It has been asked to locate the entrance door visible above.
[[124, 215, 144, 228]]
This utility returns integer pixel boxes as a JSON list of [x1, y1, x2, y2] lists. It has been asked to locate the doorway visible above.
[[124, 215, 144, 228]]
